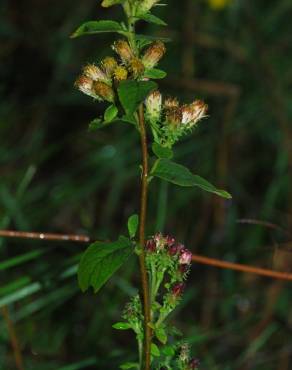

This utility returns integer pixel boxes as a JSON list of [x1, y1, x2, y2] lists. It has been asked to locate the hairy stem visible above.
[[138, 104, 152, 370]]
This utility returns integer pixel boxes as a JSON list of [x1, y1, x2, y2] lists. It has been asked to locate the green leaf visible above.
[[151, 159, 232, 199], [71, 20, 123, 38], [161, 345, 175, 356], [151, 343, 160, 357], [118, 80, 157, 115], [102, 0, 124, 7], [104, 104, 118, 122], [127, 214, 139, 238], [135, 34, 171, 42], [88, 118, 103, 131], [152, 143, 173, 159], [112, 322, 132, 330], [78, 236, 133, 293], [138, 12, 167, 26], [0, 249, 45, 271], [121, 114, 137, 125], [120, 363, 139, 369], [155, 327, 167, 344], [144, 68, 167, 79]]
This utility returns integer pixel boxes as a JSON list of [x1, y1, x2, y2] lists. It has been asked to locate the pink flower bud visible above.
[[179, 264, 190, 275], [179, 249, 192, 265], [165, 235, 175, 246], [176, 243, 185, 253], [168, 244, 179, 256], [189, 358, 200, 369], [146, 239, 156, 252], [171, 282, 185, 297], [167, 241, 183, 256], [154, 232, 165, 250]]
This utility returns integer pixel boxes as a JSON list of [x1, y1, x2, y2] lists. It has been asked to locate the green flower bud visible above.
[[145, 90, 162, 124]]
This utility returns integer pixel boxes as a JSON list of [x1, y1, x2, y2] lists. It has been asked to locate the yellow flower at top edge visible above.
[[207, 0, 232, 10]]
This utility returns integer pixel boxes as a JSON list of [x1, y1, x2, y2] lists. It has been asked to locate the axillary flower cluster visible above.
[[121, 234, 199, 369], [145, 92, 208, 148]]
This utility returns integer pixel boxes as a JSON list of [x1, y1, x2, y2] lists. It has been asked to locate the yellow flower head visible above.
[[113, 66, 128, 81]]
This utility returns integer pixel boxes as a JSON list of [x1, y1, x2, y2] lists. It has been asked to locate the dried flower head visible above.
[[129, 57, 145, 78], [93, 81, 115, 102], [112, 40, 134, 63], [113, 65, 128, 81], [165, 106, 182, 126], [75, 75, 96, 98], [101, 57, 118, 76], [181, 100, 208, 126], [83, 64, 109, 84], [142, 41, 166, 69], [179, 342, 190, 363], [145, 90, 162, 124], [164, 96, 179, 109]]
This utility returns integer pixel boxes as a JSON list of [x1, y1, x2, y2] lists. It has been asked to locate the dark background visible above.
[[1, 0, 292, 369]]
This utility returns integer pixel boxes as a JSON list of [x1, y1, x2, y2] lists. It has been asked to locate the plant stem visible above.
[[1, 306, 25, 370], [138, 104, 152, 370]]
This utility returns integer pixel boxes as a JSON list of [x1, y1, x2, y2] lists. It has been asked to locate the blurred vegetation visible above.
[[0, 0, 292, 369]]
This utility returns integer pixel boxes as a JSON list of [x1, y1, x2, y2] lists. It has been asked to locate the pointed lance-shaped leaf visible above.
[[71, 20, 124, 38], [151, 158, 232, 199]]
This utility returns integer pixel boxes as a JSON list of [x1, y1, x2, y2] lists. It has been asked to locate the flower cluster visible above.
[[75, 40, 166, 102], [145, 233, 192, 314], [145, 91, 208, 147]]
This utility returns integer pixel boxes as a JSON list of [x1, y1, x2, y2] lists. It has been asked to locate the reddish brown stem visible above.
[[1, 306, 25, 370], [192, 254, 292, 281], [0, 230, 89, 243], [138, 104, 152, 370], [2, 230, 291, 282]]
